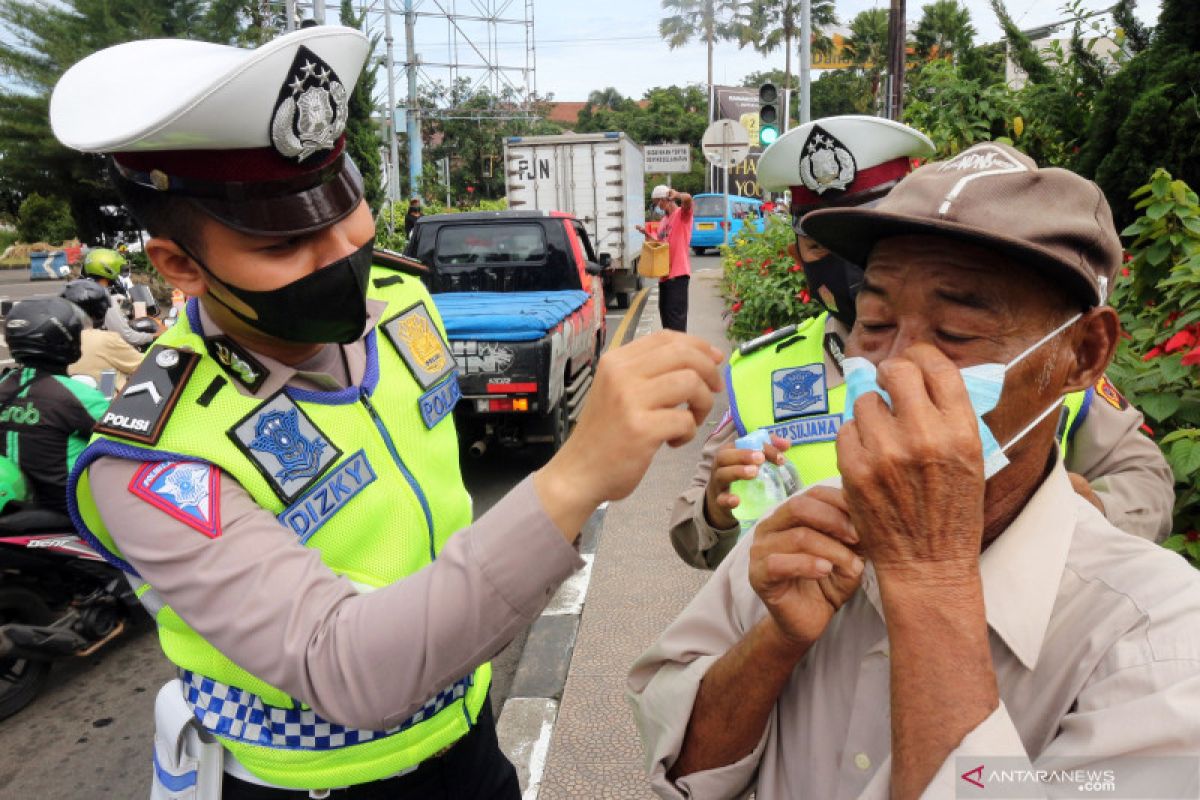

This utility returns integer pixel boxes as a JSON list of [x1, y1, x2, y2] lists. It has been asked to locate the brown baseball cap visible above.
[[801, 142, 1121, 307]]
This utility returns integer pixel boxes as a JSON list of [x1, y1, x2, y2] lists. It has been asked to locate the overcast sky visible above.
[[409, 0, 1163, 102]]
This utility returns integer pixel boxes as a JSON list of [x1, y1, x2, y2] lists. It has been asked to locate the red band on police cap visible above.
[[114, 137, 344, 184], [790, 156, 912, 211]]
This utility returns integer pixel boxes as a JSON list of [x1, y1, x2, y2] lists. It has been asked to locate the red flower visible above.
[[1140, 423, 1154, 436], [798, 289, 811, 303], [1121, 266, 1130, 277], [762, 327, 774, 334], [1164, 328, 1197, 353], [1123, 252, 1133, 263], [731, 301, 743, 313], [1182, 344, 1200, 366], [736, 260, 745, 267], [1143, 346, 1164, 361], [1166, 311, 1182, 325], [788, 264, 802, 273], [1188, 531, 1200, 543]]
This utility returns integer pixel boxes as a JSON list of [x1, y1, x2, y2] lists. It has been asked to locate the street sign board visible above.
[[701, 120, 751, 169], [644, 144, 692, 174]]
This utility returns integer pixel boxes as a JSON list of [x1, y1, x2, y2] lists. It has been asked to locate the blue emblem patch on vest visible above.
[[419, 375, 461, 429], [764, 413, 843, 446], [278, 450, 377, 543], [771, 364, 828, 421], [229, 392, 342, 504]]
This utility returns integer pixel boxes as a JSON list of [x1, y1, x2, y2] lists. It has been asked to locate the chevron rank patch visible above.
[[129, 461, 220, 538], [229, 392, 341, 504], [1095, 375, 1128, 410], [381, 302, 457, 390], [94, 346, 199, 444]]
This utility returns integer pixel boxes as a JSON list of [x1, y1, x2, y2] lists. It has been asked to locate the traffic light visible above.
[[758, 82, 780, 147]]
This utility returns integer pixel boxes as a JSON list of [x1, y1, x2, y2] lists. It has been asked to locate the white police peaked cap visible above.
[[759, 115, 935, 216], [50, 27, 370, 236]]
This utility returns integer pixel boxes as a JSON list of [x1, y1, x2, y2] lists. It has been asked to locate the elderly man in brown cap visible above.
[[629, 143, 1200, 800]]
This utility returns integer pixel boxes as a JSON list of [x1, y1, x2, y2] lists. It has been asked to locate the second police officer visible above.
[[51, 26, 723, 799], [669, 115, 1176, 569]]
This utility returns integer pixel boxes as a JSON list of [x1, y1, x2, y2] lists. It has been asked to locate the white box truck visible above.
[[503, 132, 645, 307]]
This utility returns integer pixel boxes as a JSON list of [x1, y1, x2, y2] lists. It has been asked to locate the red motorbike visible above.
[[0, 508, 140, 720]]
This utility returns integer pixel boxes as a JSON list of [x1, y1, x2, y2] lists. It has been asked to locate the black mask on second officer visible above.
[[802, 250, 864, 330], [181, 239, 375, 344]]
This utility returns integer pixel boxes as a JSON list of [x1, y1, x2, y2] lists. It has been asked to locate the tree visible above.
[[810, 69, 873, 117], [339, 0, 384, 213], [845, 8, 890, 108], [0, 0, 247, 243], [989, 0, 1053, 84], [659, 0, 740, 97], [16, 193, 75, 243], [731, 1, 838, 125], [914, 0, 976, 63], [1078, 0, 1200, 229]]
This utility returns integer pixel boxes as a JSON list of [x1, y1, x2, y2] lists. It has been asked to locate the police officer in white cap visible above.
[[51, 26, 724, 799], [668, 115, 1175, 569]]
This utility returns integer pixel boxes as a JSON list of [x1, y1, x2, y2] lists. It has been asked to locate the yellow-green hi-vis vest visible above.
[[66, 265, 487, 790], [727, 312, 1092, 486]]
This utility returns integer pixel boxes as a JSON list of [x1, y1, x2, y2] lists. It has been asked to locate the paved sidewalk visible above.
[[538, 268, 730, 798]]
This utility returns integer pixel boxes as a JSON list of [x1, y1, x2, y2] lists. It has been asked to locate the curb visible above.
[[495, 289, 652, 797]]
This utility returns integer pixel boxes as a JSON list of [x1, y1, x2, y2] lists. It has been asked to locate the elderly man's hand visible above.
[[749, 486, 864, 649], [836, 344, 986, 585]]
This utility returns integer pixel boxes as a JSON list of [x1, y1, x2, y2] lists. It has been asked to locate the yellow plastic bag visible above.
[[638, 240, 670, 278]]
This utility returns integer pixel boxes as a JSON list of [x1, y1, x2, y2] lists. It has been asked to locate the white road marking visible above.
[[542, 554, 593, 616]]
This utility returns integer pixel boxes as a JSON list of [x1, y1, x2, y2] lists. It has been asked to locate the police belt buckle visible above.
[[151, 679, 224, 800]]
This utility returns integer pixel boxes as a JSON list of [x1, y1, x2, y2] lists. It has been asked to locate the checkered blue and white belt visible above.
[[181, 670, 473, 751]]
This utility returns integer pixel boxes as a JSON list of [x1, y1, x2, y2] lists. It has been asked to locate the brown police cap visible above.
[[802, 142, 1121, 307]]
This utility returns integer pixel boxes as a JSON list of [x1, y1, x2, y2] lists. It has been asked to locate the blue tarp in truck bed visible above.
[[432, 290, 590, 342]]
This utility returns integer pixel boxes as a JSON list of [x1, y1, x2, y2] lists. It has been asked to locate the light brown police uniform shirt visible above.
[[69, 327, 143, 390], [669, 317, 1176, 569], [632, 463, 1200, 800], [87, 301, 583, 731]]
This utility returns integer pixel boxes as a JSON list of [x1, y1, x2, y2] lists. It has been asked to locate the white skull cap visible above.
[[759, 115, 934, 208], [51, 26, 369, 153]]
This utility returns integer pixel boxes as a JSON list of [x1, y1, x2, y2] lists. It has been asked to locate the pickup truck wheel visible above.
[[615, 291, 631, 309], [549, 398, 572, 453], [691, 246, 706, 256]]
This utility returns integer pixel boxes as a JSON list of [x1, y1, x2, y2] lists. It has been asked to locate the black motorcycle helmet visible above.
[[61, 278, 110, 327], [5, 297, 83, 369]]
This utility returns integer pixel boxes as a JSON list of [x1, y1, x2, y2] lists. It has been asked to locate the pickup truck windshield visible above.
[[431, 222, 581, 293], [693, 196, 726, 218]]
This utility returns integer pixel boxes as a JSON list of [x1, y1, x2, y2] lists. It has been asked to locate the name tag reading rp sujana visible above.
[[278, 450, 377, 542]]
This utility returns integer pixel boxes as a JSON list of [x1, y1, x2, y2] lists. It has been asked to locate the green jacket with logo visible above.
[[727, 312, 1091, 486], [67, 265, 486, 789]]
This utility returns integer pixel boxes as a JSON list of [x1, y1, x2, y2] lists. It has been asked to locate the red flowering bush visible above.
[[1107, 169, 1200, 562], [719, 214, 821, 343]]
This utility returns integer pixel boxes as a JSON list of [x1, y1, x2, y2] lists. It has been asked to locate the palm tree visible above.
[[659, 0, 741, 98], [731, 0, 838, 126], [914, 0, 976, 64], [845, 8, 890, 108]]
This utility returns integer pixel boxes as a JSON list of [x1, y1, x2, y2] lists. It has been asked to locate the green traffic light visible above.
[[760, 126, 780, 146]]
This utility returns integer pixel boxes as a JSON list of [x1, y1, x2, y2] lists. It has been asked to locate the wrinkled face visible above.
[[846, 235, 1081, 453]]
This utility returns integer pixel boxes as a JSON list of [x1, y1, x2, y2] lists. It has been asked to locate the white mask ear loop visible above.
[[1002, 311, 1083, 374], [999, 398, 1064, 454]]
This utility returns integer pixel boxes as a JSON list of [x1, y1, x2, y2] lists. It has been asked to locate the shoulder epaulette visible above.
[[92, 345, 199, 445], [373, 248, 429, 275], [737, 324, 799, 357]]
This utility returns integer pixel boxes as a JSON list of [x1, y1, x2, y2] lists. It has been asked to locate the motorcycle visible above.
[[0, 507, 142, 720]]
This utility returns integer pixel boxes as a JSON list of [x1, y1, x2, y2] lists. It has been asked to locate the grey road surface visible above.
[[0, 299, 633, 798]]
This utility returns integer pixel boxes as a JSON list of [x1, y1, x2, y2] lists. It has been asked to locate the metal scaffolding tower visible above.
[[273, 1, 537, 207]]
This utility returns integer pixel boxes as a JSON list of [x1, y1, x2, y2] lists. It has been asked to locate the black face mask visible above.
[[803, 251, 865, 330], [185, 239, 375, 345]]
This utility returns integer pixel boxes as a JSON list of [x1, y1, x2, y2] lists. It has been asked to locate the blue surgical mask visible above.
[[843, 313, 1082, 479]]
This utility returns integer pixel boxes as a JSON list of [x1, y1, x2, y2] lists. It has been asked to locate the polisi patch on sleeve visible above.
[[129, 461, 221, 539], [1095, 375, 1128, 411], [419, 375, 461, 429], [94, 346, 199, 444]]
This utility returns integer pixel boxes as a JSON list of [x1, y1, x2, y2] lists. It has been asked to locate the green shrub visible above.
[[16, 193, 75, 244], [719, 214, 821, 343], [1105, 168, 1200, 560]]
